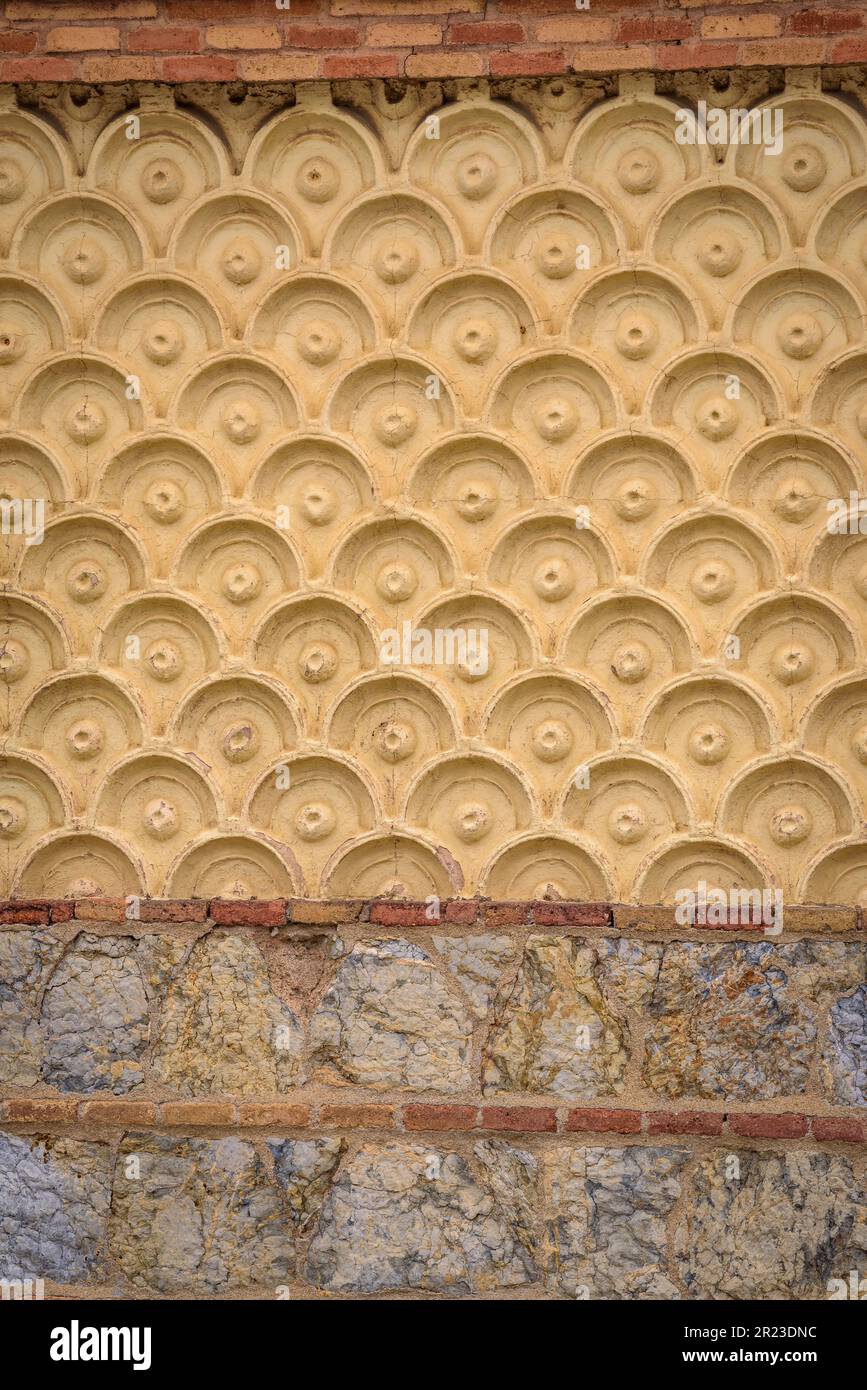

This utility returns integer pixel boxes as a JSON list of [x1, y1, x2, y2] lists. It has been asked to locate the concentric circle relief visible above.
[[2, 80, 866, 902]]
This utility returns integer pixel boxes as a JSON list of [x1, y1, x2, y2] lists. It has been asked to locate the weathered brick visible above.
[[237, 1103, 310, 1127], [736, 38, 826, 66], [728, 1113, 809, 1139], [483, 903, 528, 928], [491, 49, 566, 76], [367, 21, 442, 47], [443, 901, 480, 924], [532, 901, 610, 928], [646, 1110, 724, 1137], [789, 9, 862, 36], [322, 53, 400, 77], [496, 0, 577, 10], [159, 1101, 236, 1126], [50, 902, 75, 923], [238, 56, 321, 80], [74, 897, 126, 923], [127, 25, 200, 52], [8, 1, 154, 14], [702, 14, 781, 40], [565, 1107, 642, 1134], [135, 898, 207, 922], [811, 1116, 865, 1144], [535, 16, 615, 43], [779, 906, 857, 934], [831, 36, 867, 60], [403, 1104, 478, 1131], [79, 1100, 157, 1125], [369, 901, 430, 927], [81, 56, 160, 79], [480, 1106, 557, 1133], [331, 0, 482, 13], [612, 903, 768, 932], [654, 41, 740, 71], [618, 16, 692, 43], [46, 25, 120, 51], [289, 899, 362, 924], [0, 31, 38, 54], [165, 0, 267, 16], [0, 900, 51, 925], [209, 898, 286, 926], [0, 1098, 77, 1123], [206, 25, 281, 50], [571, 43, 654, 72], [321, 1104, 395, 1128], [287, 24, 360, 48], [448, 21, 525, 46], [613, 905, 675, 932], [161, 55, 237, 79], [406, 52, 487, 76]]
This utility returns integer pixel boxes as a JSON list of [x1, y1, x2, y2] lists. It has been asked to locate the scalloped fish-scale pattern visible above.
[[2, 78, 867, 906]]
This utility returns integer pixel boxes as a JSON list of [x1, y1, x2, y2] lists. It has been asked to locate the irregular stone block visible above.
[[307, 940, 472, 1092], [824, 984, 867, 1105], [109, 1135, 293, 1294], [676, 1150, 867, 1299], [643, 942, 816, 1100], [305, 1141, 538, 1294], [269, 1137, 345, 1228], [473, 1137, 539, 1254], [784, 941, 866, 997], [135, 933, 194, 999], [0, 930, 63, 1086], [432, 931, 518, 1017], [0, 1132, 112, 1282], [0, 987, 42, 1088], [152, 933, 303, 1096], [41, 935, 149, 1094], [542, 1145, 688, 1299], [599, 937, 664, 1011], [483, 936, 628, 1099]]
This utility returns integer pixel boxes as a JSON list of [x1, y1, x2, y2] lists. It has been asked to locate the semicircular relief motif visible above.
[[2, 76, 866, 903]]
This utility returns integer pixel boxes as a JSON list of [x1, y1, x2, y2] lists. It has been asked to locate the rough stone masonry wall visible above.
[[1, 895, 865, 1297], [1, 7, 867, 1300]]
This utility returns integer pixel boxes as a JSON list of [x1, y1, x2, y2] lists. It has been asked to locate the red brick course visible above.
[[1, 1097, 78, 1123], [321, 1104, 396, 1128], [160, 1101, 236, 1125], [728, 1112, 810, 1139], [237, 1103, 311, 1127], [481, 1106, 558, 1133], [403, 1104, 478, 1130], [646, 1110, 725, 1137], [1, 1097, 863, 1145], [811, 1116, 866, 1143], [0, 897, 858, 936], [0, 900, 53, 925], [209, 898, 287, 926], [369, 901, 433, 927], [565, 1107, 642, 1134]]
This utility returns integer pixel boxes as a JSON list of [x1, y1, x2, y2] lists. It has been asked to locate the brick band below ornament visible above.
[[0, 899, 861, 933]]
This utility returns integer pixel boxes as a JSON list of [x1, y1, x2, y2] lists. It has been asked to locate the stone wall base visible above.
[[1, 897, 864, 1298]]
